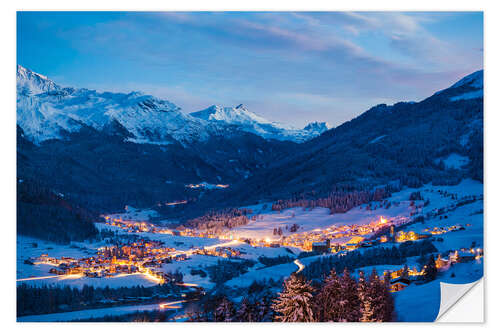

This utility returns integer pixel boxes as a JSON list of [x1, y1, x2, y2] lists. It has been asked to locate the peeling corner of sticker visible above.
[[436, 278, 484, 322]]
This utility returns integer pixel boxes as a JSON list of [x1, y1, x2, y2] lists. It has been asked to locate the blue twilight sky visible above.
[[17, 11, 483, 127]]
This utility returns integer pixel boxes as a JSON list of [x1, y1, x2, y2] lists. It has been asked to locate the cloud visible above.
[[28, 12, 481, 128]]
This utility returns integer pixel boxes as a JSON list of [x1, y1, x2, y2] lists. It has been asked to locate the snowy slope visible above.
[[190, 104, 330, 143], [450, 70, 483, 90], [445, 70, 483, 102]]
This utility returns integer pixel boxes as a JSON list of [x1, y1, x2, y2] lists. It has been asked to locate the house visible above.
[[390, 277, 410, 292], [344, 236, 364, 250], [312, 239, 330, 252]]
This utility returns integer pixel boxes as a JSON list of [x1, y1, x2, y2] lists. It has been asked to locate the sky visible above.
[[17, 11, 483, 128]]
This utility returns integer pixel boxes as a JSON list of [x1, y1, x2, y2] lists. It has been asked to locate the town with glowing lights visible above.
[[18, 179, 483, 322]]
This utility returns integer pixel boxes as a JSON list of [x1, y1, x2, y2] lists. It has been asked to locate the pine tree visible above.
[[366, 269, 385, 322], [401, 264, 409, 279], [258, 293, 275, 322], [236, 298, 255, 322], [338, 268, 361, 322], [272, 273, 316, 322], [423, 255, 438, 281], [215, 297, 236, 322], [381, 273, 395, 321], [314, 269, 343, 321], [358, 270, 374, 322], [365, 270, 395, 322]]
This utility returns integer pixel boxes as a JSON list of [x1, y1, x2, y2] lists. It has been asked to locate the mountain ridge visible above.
[[16, 65, 328, 145], [190, 104, 330, 142]]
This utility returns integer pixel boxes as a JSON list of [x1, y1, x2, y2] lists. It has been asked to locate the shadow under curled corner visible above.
[[436, 278, 484, 322]]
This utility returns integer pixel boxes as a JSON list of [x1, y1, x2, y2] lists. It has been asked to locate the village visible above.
[[24, 232, 235, 286], [18, 179, 485, 304], [21, 207, 482, 297], [102, 213, 468, 254]]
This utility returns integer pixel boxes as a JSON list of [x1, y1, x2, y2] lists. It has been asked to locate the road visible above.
[[294, 259, 305, 273]]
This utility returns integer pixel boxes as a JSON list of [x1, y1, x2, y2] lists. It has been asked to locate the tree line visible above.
[[17, 280, 184, 317], [17, 179, 98, 244], [302, 240, 437, 281], [271, 187, 390, 214], [185, 208, 253, 231]]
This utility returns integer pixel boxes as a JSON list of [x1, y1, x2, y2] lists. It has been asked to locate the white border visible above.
[[2, 1, 498, 332]]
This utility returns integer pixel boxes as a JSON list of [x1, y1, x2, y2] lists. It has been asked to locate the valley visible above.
[[16, 65, 483, 322]]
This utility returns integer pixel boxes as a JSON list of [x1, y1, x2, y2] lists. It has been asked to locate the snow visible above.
[[185, 182, 229, 190], [446, 70, 483, 101], [190, 104, 329, 143], [17, 272, 159, 289], [225, 253, 332, 288], [394, 259, 483, 322], [17, 236, 159, 289], [17, 66, 327, 145], [224, 243, 300, 260], [95, 223, 224, 251], [302, 121, 330, 135], [16, 66, 211, 145], [230, 202, 415, 241], [157, 254, 221, 289], [450, 70, 483, 90], [191, 104, 271, 125], [369, 134, 387, 144], [17, 65, 60, 95], [226, 262, 296, 288], [400, 194, 483, 253], [391, 179, 483, 321], [18, 302, 170, 322], [450, 89, 483, 101], [106, 206, 159, 222], [16, 177, 483, 321], [17, 236, 98, 279], [435, 153, 470, 169]]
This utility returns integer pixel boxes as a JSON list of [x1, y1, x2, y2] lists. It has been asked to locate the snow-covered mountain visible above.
[[17, 65, 328, 145], [303, 121, 330, 136], [190, 104, 329, 142], [17, 65, 213, 145], [435, 69, 483, 102], [450, 70, 483, 90], [17, 65, 60, 95]]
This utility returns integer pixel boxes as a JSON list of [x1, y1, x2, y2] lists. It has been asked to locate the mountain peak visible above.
[[190, 104, 270, 125], [17, 65, 60, 95], [190, 105, 329, 142], [303, 121, 330, 134]]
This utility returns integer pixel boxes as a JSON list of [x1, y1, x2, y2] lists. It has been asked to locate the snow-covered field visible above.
[[17, 236, 98, 279], [225, 253, 332, 288], [95, 223, 224, 250], [435, 153, 470, 169], [18, 302, 171, 322], [105, 206, 159, 222], [231, 201, 414, 240], [17, 272, 159, 289]]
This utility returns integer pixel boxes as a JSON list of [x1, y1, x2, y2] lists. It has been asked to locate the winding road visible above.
[[293, 259, 305, 273]]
